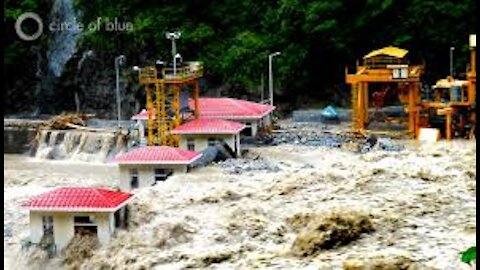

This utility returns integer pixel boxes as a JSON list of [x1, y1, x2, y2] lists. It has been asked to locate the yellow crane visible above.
[[135, 61, 203, 146]]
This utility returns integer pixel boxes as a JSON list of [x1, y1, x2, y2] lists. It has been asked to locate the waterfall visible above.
[[47, 0, 82, 77], [33, 0, 81, 114], [34, 130, 128, 162]]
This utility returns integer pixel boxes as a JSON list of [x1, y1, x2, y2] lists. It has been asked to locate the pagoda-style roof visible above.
[[363, 46, 408, 59]]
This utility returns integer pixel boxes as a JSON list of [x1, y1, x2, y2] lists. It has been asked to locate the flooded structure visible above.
[[131, 98, 275, 140], [23, 187, 133, 252], [187, 98, 275, 137], [135, 58, 203, 147], [418, 35, 476, 140], [345, 46, 424, 137], [113, 146, 202, 190], [171, 119, 245, 157], [131, 109, 149, 146]]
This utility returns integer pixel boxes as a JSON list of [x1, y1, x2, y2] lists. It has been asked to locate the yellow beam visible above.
[[346, 74, 421, 84], [193, 80, 200, 119], [145, 85, 155, 145]]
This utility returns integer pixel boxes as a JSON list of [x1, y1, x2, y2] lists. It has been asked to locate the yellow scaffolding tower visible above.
[[345, 46, 423, 137], [137, 62, 203, 146]]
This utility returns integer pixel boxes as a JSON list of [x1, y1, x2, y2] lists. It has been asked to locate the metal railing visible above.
[[138, 62, 203, 83], [162, 62, 203, 80], [138, 66, 157, 84]]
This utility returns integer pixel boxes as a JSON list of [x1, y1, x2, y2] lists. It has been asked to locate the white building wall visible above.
[[108, 212, 115, 234], [235, 114, 273, 137], [95, 212, 112, 245], [236, 134, 241, 157], [194, 137, 209, 151], [118, 166, 132, 191], [263, 114, 272, 127], [29, 211, 116, 251], [29, 212, 44, 244], [235, 120, 257, 137], [178, 134, 239, 155], [179, 138, 187, 150], [53, 213, 74, 251], [118, 164, 188, 191], [179, 135, 231, 151], [251, 121, 258, 137]]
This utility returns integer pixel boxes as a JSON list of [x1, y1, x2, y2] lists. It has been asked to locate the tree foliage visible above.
[[4, 0, 477, 108]]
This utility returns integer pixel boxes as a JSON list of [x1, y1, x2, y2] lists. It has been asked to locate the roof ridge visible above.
[[94, 188, 120, 206], [23, 187, 132, 209], [228, 99, 258, 113]]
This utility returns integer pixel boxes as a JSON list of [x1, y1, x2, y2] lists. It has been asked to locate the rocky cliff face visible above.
[[5, 52, 142, 119]]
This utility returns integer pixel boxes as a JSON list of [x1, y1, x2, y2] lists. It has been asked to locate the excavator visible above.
[[420, 77, 473, 139], [419, 35, 476, 139]]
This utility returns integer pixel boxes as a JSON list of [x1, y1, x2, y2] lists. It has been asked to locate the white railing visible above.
[[163, 61, 203, 80]]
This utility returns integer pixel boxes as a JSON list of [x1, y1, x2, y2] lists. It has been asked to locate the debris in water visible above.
[[199, 189, 245, 204], [62, 230, 99, 269], [465, 170, 476, 179], [189, 249, 234, 267], [43, 113, 94, 130], [12, 247, 49, 270], [290, 210, 374, 256], [216, 157, 281, 174], [226, 207, 268, 238], [285, 213, 317, 232], [153, 222, 196, 248], [414, 169, 441, 182], [80, 231, 168, 269], [377, 138, 405, 151], [342, 254, 420, 270], [127, 200, 158, 228]]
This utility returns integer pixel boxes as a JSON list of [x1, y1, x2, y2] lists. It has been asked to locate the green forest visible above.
[[4, 0, 477, 115]]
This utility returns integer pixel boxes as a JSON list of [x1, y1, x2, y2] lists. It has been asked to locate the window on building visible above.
[[74, 216, 97, 235], [208, 138, 216, 146], [114, 208, 125, 228], [241, 123, 253, 136], [42, 216, 54, 235], [74, 216, 95, 224], [129, 168, 139, 189], [187, 138, 195, 151], [154, 168, 167, 182]]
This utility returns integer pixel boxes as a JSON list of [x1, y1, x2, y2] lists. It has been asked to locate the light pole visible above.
[[115, 55, 126, 127], [165, 32, 181, 77], [268, 52, 281, 106], [450, 47, 455, 78]]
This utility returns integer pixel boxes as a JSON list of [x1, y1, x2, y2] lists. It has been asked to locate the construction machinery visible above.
[[417, 35, 476, 140], [135, 61, 203, 146], [345, 46, 424, 137]]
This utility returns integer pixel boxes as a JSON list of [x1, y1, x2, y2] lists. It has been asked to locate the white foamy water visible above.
[[4, 135, 476, 269], [33, 129, 127, 162]]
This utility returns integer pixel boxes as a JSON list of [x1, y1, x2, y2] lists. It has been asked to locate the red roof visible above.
[[23, 187, 133, 212], [132, 98, 274, 120], [171, 119, 246, 134], [113, 146, 202, 164], [131, 109, 155, 120], [189, 98, 275, 120]]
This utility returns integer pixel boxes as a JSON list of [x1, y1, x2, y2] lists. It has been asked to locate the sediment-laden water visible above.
[[4, 132, 476, 269]]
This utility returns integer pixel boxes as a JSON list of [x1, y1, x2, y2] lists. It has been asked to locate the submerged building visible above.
[[171, 118, 245, 157], [23, 187, 133, 252], [132, 98, 275, 140], [113, 146, 202, 190]]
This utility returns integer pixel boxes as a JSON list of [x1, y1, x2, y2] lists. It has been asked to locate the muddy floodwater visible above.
[[3, 135, 476, 269]]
